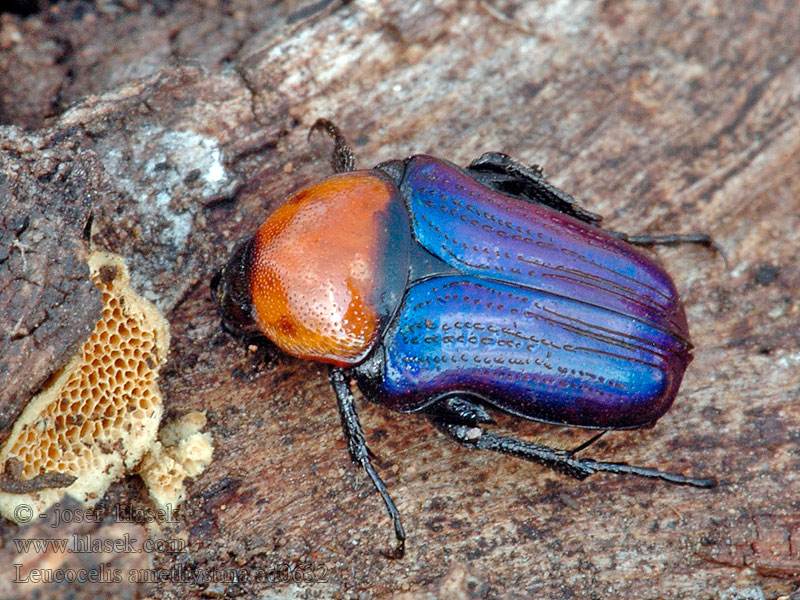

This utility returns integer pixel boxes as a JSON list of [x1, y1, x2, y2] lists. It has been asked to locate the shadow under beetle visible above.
[[212, 120, 717, 558]]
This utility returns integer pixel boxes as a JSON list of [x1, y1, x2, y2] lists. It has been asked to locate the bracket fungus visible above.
[[0, 250, 212, 523]]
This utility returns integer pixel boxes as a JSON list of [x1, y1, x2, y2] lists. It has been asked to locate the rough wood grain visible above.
[[1, 1, 799, 599], [0, 127, 102, 441]]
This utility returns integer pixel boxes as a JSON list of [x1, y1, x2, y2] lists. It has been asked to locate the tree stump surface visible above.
[[1, 2, 799, 599]]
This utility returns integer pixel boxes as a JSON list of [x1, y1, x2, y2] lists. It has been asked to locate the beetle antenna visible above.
[[309, 119, 357, 174], [329, 368, 406, 558]]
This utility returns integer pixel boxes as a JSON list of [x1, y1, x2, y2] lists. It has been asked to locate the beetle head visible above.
[[210, 238, 261, 338]]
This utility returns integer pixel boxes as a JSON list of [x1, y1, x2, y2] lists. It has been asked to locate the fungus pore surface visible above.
[[0, 251, 171, 522]]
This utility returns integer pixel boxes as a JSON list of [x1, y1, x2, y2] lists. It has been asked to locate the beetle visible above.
[[212, 120, 717, 558]]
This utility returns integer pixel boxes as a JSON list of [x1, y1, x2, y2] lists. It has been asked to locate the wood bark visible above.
[[1, 1, 799, 598]]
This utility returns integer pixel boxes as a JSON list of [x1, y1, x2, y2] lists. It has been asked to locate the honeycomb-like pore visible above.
[[0, 251, 169, 523], [138, 412, 213, 511]]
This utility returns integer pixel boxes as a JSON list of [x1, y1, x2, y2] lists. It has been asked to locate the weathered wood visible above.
[[2, 1, 799, 599], [0, 127, 102, 441]]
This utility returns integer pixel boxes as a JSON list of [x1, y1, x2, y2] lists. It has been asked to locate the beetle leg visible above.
[[606, 231, 714, 248], [424, 396, 496, 426], [570, 430, 607, 453], [607, 230, 726, 260], [467, 151, 603, 225], [309, 119, 357, 174], [329, 368, 406, 558], [434, 422, 717, 488]]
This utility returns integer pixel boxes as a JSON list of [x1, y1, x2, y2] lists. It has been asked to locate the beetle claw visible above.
[[382, 538, 405, 560]]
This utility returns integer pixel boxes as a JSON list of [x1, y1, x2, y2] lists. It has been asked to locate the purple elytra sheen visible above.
[[399, 156, 691, 344], [374, 156, 693, 428], [379, 277, 690, 428]]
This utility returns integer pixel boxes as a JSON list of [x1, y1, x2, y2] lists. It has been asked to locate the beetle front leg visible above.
[[309, 119, 357, 174], [329, 368, 406, 558], [433, 421, 717, 488]]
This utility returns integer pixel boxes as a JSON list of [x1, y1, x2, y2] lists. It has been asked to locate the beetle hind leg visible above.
[[467, 153, 724, 261], [329, 368, 406, 558], [467, 151, 603, 225], [424, 395, 496, 426], [433, 420, 717, 488], [606, 230, 726, 263]]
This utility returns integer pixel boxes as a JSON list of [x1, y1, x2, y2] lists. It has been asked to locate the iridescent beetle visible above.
[[212, 120, 717, 557]]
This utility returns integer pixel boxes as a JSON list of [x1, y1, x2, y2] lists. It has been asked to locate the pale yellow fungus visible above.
[[0, 250, 211, 523]]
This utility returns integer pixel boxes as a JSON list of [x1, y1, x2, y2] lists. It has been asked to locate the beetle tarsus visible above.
[[608, 230, 728, 266], [607, 231, 715, 248], [576, 458, 717, 488], [330, 368, 406, 558], [309, 119, 357, 174], [435, 422, 717, 489]]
